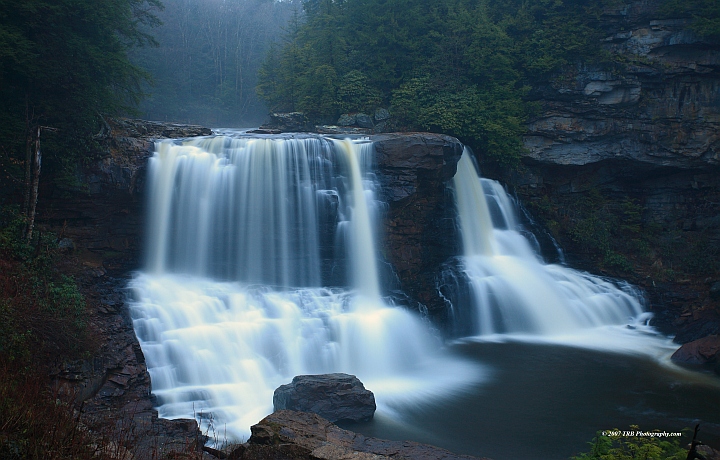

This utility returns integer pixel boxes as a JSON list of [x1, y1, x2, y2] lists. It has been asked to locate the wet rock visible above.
[[50, 272, 209, 459], [273, 374, 376, 423], [338, 113, 357, 126], [373, 121, 388, 133], [260, 112, 313, 132], [237, 410, 487, 460], [315, 125, 372, 135], [710, 282, 720, 300], [373, 133, 464, 316], [697, 444, 720, 460], [671, 335, 720, 365], [374, 108, 390, 122]]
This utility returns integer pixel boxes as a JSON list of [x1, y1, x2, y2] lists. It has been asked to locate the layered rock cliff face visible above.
[[373, 134, 464, 314], [503, 0, 720, 342], [37, 119, 213, 459]]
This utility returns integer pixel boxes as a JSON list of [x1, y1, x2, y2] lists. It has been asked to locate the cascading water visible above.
[[450, 149, 650, 338], [129, 135, 478, 441]]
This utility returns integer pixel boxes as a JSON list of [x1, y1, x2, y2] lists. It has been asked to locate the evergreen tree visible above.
[[0, 0, 162, 236], [256, 0, 617, 164]]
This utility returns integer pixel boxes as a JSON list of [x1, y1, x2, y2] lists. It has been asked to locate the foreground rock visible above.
[[224, 410, 488, 460], [273, 374, 376, 423], [671, 335, 720, 374]]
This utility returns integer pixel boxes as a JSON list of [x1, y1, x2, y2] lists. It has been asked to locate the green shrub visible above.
[[0, 206, 92, 365], [572, 427, 688, 460]]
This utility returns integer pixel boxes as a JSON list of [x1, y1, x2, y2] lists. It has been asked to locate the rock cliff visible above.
[[373, 133, 464, 314], [501, 0, 720, 341], [38, 118, 212, 459]]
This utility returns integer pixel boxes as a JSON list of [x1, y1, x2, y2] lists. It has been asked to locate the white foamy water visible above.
[[130, 136, 481, 440], [451, 149, 673, 357]]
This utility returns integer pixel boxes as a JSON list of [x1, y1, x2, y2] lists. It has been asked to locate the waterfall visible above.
[[130, 135, 478, 441], [450, 150, 648, 336]]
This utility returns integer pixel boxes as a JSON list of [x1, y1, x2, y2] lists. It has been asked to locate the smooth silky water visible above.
[[130, 138, 720, 457], [130, 135, 481, 441]]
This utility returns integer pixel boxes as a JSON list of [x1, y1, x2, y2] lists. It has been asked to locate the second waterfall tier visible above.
[[443, 150, 649, 338]]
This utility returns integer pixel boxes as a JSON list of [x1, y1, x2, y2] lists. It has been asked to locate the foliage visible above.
[[0, 361, 100, 459], [660, 0, 720, 40], [132, 0, 299, 127], [0, 0, 162, 195], [0, 206, 92, 364], [526, 189, 653, 275], [257, 0, 616, 164], [571, 427, 687, 460], [527, 186, 720, 280]]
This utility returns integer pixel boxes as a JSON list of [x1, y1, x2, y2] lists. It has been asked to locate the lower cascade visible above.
[[129, 135, 477, 440], [449, 150, 650, 339]]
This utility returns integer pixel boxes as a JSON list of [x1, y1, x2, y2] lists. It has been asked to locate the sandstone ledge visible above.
[[223, 410, 489, 460]]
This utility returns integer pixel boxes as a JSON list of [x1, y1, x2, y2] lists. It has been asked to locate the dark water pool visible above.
[[341, 341, 720, 460]]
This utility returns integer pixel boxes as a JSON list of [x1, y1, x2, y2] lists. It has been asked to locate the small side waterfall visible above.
[[130, 136, 478, 440], [450, 150, 647, 336]]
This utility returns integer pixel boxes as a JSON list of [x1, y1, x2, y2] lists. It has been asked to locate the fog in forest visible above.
[[132, 0, 301, 127]]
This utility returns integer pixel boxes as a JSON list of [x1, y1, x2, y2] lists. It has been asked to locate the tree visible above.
[[132, 0, 298, 126], [256, 0, 615, 164], [0, 0, 162, 238]]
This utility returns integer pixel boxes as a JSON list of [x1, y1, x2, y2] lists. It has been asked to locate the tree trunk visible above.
[[25, 126, 41, 242], [23, 102, 33, 218]]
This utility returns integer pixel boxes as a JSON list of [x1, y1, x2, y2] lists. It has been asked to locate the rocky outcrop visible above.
[[273, 374, 376, 423], [373, 133, 465, 315], [671, 335, 720, 369], [227, 410, 488, 460], [501, 0, 720, 342], [523, 4, 719, 170], [38, 119, 212, 459]]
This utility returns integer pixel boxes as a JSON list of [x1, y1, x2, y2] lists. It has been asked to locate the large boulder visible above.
[[273, 374, 376, 423], [671, 335, 720, 365], [259, 112, 313, 132]]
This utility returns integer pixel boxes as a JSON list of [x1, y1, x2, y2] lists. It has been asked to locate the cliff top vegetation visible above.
[[257, 0, 720, 165]]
